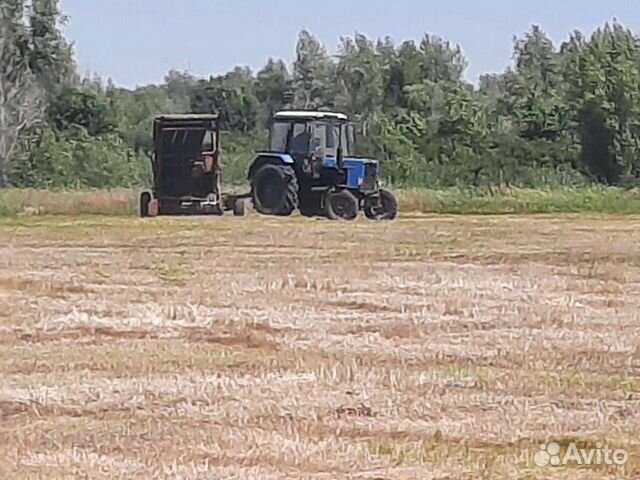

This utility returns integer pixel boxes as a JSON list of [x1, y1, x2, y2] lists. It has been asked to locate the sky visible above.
[[59, 0, 639, 89]]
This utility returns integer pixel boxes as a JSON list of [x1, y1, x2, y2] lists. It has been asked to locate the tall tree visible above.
[[165, 70, 195, 112], [568, 24, 640, 184], [335, 34, 383, 123], [514, 25, 560, 88], [376, 37, 404, 112], [292, 30, 334, 109], [28, 0, 75, 92], [0, 1, 42, 187], [418, 35, 468, 84], [190, 67, 259, 133], [255, 58, 290, 124]]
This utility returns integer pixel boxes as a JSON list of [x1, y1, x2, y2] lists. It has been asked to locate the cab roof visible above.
[[274, 111, 348, 121], [155, 114, 219, 122]]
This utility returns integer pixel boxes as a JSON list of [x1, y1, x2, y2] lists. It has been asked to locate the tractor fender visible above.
[[248, 153, 294, 182]]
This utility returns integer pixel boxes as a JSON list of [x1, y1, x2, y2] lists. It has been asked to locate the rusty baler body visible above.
[[140, 114, 250, 217]]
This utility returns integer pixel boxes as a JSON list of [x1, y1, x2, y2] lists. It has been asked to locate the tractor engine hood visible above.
[[322, 157, 378, 169], [323, 157, 379, 191]]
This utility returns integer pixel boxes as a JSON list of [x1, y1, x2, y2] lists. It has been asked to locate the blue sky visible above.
[[60, 0, 638, 88]]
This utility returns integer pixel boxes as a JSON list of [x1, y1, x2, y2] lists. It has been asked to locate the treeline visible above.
[[2, 1, 640, 189]]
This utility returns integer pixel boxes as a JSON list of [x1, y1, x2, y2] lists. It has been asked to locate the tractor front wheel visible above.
[[365, 189, 398, 221], [325, 190, 359, 221], [252, 164, 299, 216]]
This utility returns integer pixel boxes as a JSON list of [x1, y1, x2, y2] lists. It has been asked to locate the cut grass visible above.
[[2, 186, 640, 217], [0, 188, 136, 217], [397, 186, 640, 214], [1, 215, 640, 478]]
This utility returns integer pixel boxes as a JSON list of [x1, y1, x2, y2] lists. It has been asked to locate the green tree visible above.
[[27, 0, 75, 93], [511, 26, 567, 142], [566, 24, 640, 184], [255, 58, 290, 125], [190, 67, 259, 133], [293, 30, 334, 109], [0, 0, 43, 187], [109, 84, 174, 153], [47, 87, 116, 136], [418, 34, 467, 84], [165, 70, 195, 112], [335, 34, 383, 124]]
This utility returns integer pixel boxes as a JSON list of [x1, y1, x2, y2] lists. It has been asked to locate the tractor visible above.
[[140, 114, 250, 217], [248, 111, 398, 220]]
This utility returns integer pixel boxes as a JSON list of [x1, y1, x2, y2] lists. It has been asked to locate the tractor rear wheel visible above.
[[139, 191, 152, 218], [325, 190, 359, 221], [365, 189, 398, 221], [252, 164, 299, 216]]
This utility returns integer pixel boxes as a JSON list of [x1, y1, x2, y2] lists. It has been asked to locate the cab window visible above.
[[202, 130, 215, 152], [270, 121, 289, 151], [290, 123, 310, 155], [316, 122, 340, 157]]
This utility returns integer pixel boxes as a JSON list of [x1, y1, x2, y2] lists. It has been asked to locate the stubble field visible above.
[[1, 213, 639, 479]]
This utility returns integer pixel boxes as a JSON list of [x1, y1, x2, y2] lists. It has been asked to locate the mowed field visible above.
[[1, 213, 640, 479]]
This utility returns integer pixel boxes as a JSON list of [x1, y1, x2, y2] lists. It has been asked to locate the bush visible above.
[[10, 127, 148, 189], [219, 130, 266, 185]]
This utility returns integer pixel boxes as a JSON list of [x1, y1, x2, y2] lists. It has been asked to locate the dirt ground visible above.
[[1, 214, 639, 479]]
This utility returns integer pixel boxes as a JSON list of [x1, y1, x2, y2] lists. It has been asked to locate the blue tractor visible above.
[[248, 111, 398, 221]]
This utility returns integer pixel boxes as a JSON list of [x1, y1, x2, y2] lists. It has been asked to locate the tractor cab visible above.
[[268, 111, 352, 173], [248, 110, 398, 220]]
